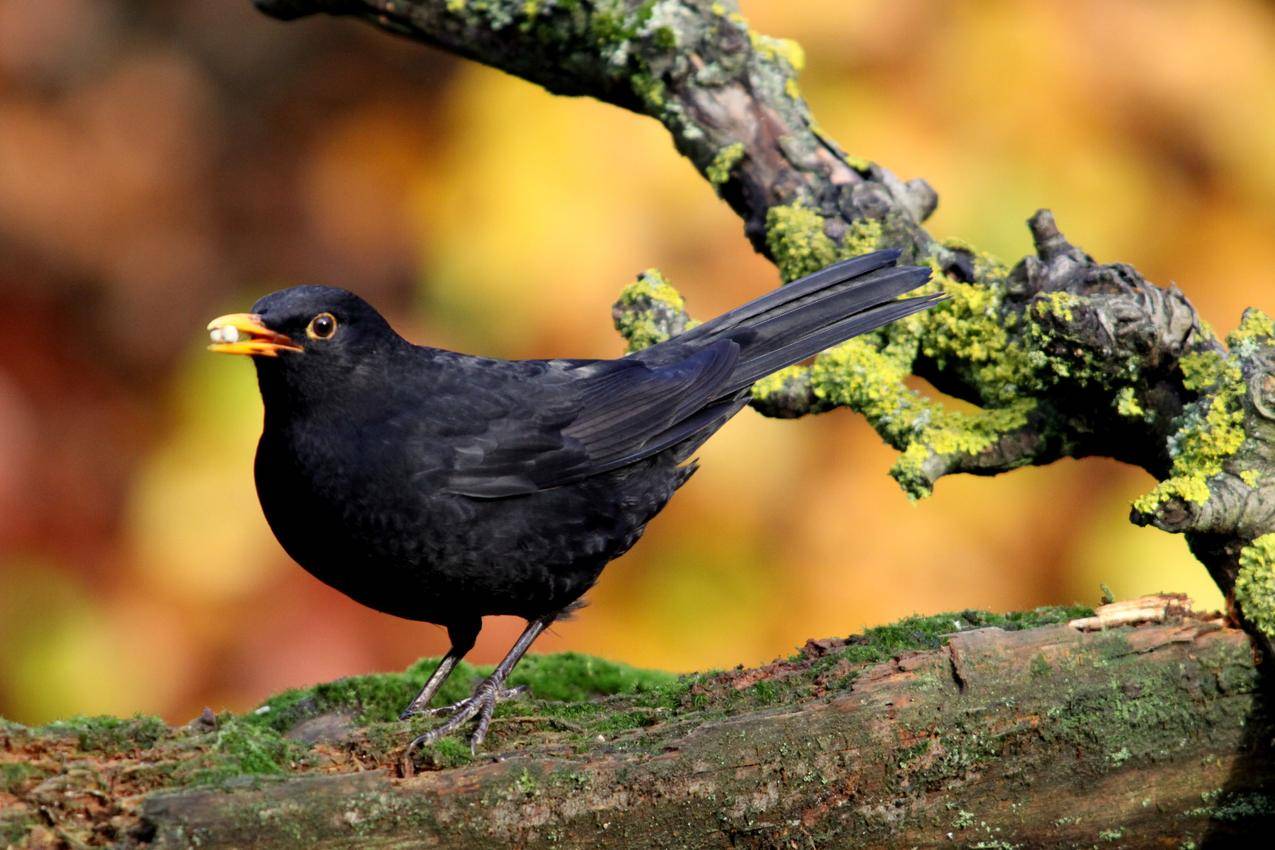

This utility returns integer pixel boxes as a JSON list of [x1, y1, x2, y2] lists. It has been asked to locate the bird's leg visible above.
[[398, 620, 479, 720], [406, 613, 555, 754]]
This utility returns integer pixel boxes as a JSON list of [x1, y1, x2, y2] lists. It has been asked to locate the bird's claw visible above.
[[397, 684, 526, 721], [404, 681, 528, 756], [425, 684, 526, 717]]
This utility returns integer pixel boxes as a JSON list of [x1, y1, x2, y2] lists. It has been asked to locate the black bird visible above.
[[206, 250, 937, 751]]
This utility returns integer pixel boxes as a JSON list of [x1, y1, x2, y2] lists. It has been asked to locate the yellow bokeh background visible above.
[[1, 0, 1269, 725]]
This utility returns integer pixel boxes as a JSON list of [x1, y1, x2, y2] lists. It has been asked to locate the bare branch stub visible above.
[[250, 0, 1275, 648]]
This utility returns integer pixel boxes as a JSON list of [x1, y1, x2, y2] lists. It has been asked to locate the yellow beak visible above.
[[206, 313, 303, 357]]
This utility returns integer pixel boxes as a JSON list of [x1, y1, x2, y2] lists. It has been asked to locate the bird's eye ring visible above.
[[307, 312, 337, 341]]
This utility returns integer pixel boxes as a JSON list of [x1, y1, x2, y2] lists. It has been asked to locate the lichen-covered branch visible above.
[[3, 602, 1272, 848], [249, 1, 1275, 648]]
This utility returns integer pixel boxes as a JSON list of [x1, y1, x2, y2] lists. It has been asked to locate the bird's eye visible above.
[[307, 312, 337, 341]]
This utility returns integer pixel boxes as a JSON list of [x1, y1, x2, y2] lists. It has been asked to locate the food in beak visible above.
[[206, 313, 303, 357]]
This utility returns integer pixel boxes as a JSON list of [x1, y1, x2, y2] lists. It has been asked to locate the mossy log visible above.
[[3, 600, 1273, 848]]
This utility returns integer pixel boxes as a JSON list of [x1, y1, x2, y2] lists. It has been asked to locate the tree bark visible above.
[[248, 0, 1275, 655], [2, 600, 1271, 848]]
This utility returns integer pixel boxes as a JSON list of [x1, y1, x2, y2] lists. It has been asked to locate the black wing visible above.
[[438, 340, 741, 498], [432, 250, 938, 499]]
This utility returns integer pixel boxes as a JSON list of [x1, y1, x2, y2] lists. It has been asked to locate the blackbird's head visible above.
[[207, 285, 400, 395]]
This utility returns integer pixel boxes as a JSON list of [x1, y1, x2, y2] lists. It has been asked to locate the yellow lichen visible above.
[[764, 202, 838, 283], [807, 337, 1035, 499], [1115, 386, 1146, 420], [614, 269, 687, 353], [1235, 534, 1275, 642], [751, 364, 808, 403], [1226, 308, 1274, 353], [706, 143, 745, 188], [1133, 476, 1212, 513], [842, 218, 884, 256], [916, 266, 1035, 407], [1032, 291, 1079, 323], [1132, 349, 1247, 515], [749, 32, 805, 71], [622, 269, 684, 311]]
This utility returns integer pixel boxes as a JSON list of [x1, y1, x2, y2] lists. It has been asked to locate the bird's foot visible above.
[[398, 683, 525, 721], [404, 679, 528, 755]]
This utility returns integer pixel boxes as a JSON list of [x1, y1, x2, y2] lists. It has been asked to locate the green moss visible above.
[[514, 766, 541, 796], [40, 714, 167, 753], [0, 762, 43, 793], [415, 736, 475, 769], [208, 717, 296, 777], [614, 268, 691, 352], [1187, 791, 1275, 822], [629, 71, 666, 109], [1234, 534, 1275, 642], [446, 0, 466, 12], [825, 606, 1091, 667], [251, 665, 425, 731], [589, 7, 632, 46], [706, 142, 745, 188], [506, 651, 677, 701], [891, 613, 1230, 799], [249, 650, 677, 750], [651, 25, 677, 51], [0, 813, 37, 848], [1133, 349, 1246, 516], [1035, 636, 1254, 772]]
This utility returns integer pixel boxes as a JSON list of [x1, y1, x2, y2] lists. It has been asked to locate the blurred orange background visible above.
[[1, 0, 1270, 725]]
